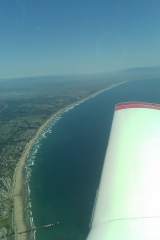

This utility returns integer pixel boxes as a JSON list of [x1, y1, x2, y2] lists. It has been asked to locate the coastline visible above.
[[12, 80, 127, 240]]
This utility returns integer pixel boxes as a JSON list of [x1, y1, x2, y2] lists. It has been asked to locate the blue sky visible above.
[[0, 0, 160, 78]]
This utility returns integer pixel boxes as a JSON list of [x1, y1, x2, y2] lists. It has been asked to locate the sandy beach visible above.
[[12, 81, 127, 240], [13, 107, 67, 240]]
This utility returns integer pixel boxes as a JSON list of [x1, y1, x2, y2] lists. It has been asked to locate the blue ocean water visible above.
[[29, 79, 160, 240]]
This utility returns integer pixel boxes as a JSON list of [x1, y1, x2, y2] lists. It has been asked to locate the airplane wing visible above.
[[87, 102, 160, 240]]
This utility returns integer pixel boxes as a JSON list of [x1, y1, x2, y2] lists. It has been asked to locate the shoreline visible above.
[[12, 80, 127, 240]]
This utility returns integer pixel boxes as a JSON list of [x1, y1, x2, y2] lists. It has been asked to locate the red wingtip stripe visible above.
[[116, 102, 160, 111]]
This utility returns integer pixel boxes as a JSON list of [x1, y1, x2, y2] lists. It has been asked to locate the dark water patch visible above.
[[30, 79, 160, 240]]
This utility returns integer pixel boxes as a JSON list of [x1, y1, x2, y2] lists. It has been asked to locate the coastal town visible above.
[[0, 76, 124, 239]]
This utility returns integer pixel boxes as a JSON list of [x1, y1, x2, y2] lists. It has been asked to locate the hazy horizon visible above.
[[1, 65, 160, 82]]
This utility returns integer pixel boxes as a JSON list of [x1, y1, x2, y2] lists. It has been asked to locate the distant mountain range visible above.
[[110, 66, 160, 81], [0, 66, 160, 88]]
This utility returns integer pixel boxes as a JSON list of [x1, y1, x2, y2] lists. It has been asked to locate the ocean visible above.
[[28, 79, 160, 240]]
